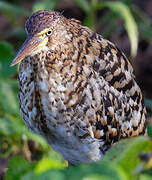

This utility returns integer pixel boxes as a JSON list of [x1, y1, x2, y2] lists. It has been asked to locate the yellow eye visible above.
[[46, 30, 52, 36]]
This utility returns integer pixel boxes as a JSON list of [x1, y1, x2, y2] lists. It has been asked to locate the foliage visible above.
[[4, 137, 152, 180], [0, 0, 152, 180]]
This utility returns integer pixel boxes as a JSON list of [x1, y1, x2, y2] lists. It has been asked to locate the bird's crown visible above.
[[25, 10, 61, 35]]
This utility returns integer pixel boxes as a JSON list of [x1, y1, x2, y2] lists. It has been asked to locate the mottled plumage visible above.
[[11, 10, 146, 165]]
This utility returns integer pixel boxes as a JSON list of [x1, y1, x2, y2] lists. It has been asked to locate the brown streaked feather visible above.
[[13, 10, 146, 165]]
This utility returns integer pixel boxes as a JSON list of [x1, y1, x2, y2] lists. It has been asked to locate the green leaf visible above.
[[0, 80, 19, 114], [74, 0, 91, 13], [35, 158, 65, 174], [0, 41, 14, 62], [21, 172, 36, 180], [0, 42, 16, 79], [22, 170, 65, 180], [144, 98, 152, 112], [96, 1, 138, 57], [0, 1, 29, 17], [103, 136, 152, 179], [120, 0, 134, 5], [66, 161, 128, 180], [139, 175, 152, 180], [147, 126, 152, 138], [0, 117, 17, 136], [82, 174, 111, 180], [5, 156, 35, 180], [32, 0, 59, 12], [26, 133, 49, 147], [35, 170, 65, 180]]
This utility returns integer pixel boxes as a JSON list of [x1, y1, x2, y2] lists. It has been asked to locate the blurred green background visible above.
[[0, 0, 152, 180]]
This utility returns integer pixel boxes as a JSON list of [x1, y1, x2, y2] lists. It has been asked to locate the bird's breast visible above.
[[18, 55, 105, 164], [18, 54, 68, 132], [18, 52, 90, 139]]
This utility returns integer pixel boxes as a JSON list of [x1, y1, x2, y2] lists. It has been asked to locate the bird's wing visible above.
[[74, 72, 146, 144], [85, 32, 144, 106], [72, 31, 146, 145]]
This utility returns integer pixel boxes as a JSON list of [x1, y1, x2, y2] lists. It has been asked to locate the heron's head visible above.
[[10, 10, 64, 66]]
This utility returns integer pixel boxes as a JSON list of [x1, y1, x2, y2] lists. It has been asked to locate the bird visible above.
[[10, 10, 146, 165]]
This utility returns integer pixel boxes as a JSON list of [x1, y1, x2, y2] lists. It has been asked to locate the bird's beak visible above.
[[10, 35, 46, 66]]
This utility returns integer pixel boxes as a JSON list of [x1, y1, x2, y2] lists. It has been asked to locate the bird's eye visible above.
[[46, 30, 52, 36]]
